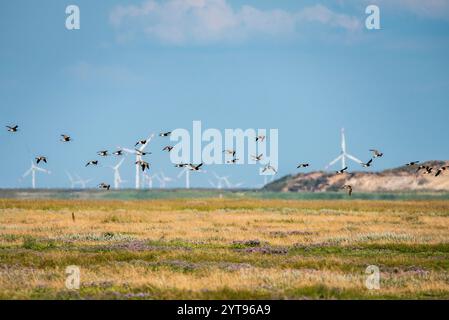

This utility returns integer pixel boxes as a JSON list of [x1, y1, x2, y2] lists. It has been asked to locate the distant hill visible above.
[[265, 160, 449, 192]]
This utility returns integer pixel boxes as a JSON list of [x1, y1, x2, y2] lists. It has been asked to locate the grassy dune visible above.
[[0, 198, 449, 299]]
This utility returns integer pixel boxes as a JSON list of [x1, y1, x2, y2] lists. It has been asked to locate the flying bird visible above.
[[112, 150, 123, 156], [252, 154, 263, 162], [370, 149, 383, 158], [159, 131, 172, 137], [135, 149, 151, 156], [61, 134, 71, 142], [406, 161, 419, 166], [189, 163, 204, 171], [435, 166, 449, 177], [136, 160, 150, 172], [98, 183, 111, 190], [336, 167, 348, 174], [362, 159, 373, 168], [256, 135, 266, 142], [163, 146, 174, 152], [341, 185, 353, 196], [6, 125, 18, 133], [35, 156, 47, 164], [227, 158, 239, 164], [262, 164, 277, 174], [223, 149, 236, 157], [175, 163, 189, 168], [97, 150, 109, 157], [297, 163, 310, 169], [135, 140, 147, 147], [85, 160, 99, 167]]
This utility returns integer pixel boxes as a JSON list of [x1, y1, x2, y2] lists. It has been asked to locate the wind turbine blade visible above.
[[346, 154, 363, 164], [139, 133, 155, 151], [34, 167, 49, 174], [325, 155, 343, 169], [23, 168, 32, 178], [208, 180, 216, 188], [117, 158, 125, 168], [120, 147, 136, 154], [177, 168, 186, 179]]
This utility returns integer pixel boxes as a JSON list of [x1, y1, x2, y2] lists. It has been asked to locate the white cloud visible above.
[[109, 0, 361, 44]]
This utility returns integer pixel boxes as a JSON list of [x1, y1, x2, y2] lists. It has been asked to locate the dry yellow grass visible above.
[[0, 198, 448, 299]]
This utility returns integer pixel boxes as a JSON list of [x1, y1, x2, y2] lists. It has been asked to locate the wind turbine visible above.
[[66, 172, 91, 189], [23, 161, 50, 189], [66, 172, 77, 189], [119, 133, 155, 189], [109, 158, 125, 190], [325, 128, 363, 170], [74, 174, 92, 189], [142, 172, 158, 189], [157, 171, 174, 189], [212, 172, 231, 189]]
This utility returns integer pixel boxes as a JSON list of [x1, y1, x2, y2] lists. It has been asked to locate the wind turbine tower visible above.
[[178, 167, 191, 189]]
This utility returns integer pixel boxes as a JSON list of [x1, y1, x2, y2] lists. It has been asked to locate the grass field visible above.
[[1, 198, 449, 299]]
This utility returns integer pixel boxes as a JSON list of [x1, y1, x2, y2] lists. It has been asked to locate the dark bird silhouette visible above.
[[135, 140, 147, 147], [6, 125, 18, 132], [85, 160, 99, 167], [135, 149, 151, 156], [297, 163, 310, 169], [435, 166, 449, 177], [341, 185, 353, 196], [370, 149, 383, 158], [362, 159, 373, 168], [256, 135, 266, 142], [136, 160, 150, 172], [97, 150, 109, 157], [159, 131, 172, 137], [113, 150, 123, 156], [227, 158, 239, 164], [252, 154, 263, 162], [35, 156, 47, 164], [189, 163, 204, 171], [406, 161, 419, 166], [163, 146, 174, 152], [175, 163, 189, 168], [61, 134, 71, 142], [336, 167, 348, 174], [223, 149, 236, 157], [98, 183, 111, 190]]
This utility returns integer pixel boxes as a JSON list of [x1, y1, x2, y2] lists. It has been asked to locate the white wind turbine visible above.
[[109, 158, 126, 190], [325, 128, 363, 170], [212, 172, 231, 189], [74, 174, 92, 189], [119, 133, 155, 189], [66, 172, 91, 189], [157, 171, 174, 189], [23, 161, 50, 189], [142, 172, 158, 189]]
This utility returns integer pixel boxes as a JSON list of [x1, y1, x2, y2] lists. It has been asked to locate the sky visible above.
[[1, 0, 449, 189]]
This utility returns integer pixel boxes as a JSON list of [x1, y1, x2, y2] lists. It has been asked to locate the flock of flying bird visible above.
[[5, 125, 449, 194]]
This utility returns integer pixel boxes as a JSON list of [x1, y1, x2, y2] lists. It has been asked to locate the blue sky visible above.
[[1, 0, 449, 189]]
